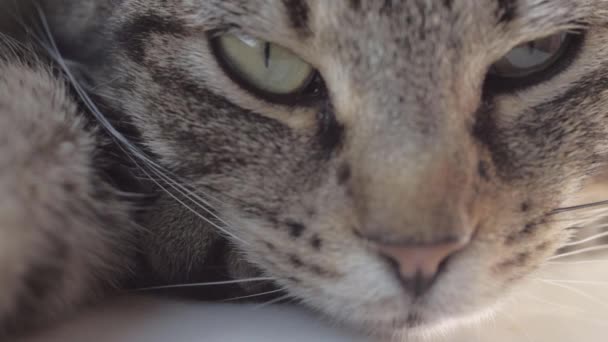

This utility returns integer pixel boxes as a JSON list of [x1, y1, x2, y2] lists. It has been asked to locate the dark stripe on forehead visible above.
[[116, 13, 186, 64], [380, 0, 393, 14], [282, 0, 311, 36], [349, 0, 362, 11], [496, 0, 518, 23]]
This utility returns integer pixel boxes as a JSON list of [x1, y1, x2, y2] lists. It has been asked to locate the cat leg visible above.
[[0, 60, 137, 336]]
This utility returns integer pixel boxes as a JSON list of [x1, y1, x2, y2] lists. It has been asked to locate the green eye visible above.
[[490, 32, 571, 78], [211, 33, 319, 101], [484, 31, 585, 93]]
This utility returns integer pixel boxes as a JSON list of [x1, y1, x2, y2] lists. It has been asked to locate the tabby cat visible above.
[[2, 0, 608, 340]]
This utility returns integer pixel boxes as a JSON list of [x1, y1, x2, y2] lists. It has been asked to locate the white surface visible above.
[[19, 298, 369, 342], [19, 256, 608, 342]]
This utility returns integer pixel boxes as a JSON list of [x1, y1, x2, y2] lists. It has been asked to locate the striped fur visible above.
[[3, 0, 608, 339]]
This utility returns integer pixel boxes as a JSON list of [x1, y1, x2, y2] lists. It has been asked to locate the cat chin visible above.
[[351, 303, 500, 340], [394, 305, 500, 341]]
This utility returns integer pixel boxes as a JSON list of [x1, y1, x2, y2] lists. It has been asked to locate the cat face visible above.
[[91, 0, 608, 337]]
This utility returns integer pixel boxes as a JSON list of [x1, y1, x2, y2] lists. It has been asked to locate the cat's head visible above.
[[86, 0, 608, 337]]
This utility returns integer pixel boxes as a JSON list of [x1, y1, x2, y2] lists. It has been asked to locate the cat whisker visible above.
[[538, 279, 608, 286], [519, 293, 585, 313], [251, 294, 294, 310], [85, 89, 241, 207], [511, 301, 608, 326], [536, 279, 608, 309], [31, 7, 249, 244], [141, 162, 227, 216], [114, 138, 246, 243], [132, 277, 275, 292], [551, 199, 608, 215], [564, 230, 608, 247], [549, 244, 608, 260], [221, 288, 287, 302], [544, 209, 608, 227], [84, 92, 250, 204], [134, 162, 249, 245], [545, 213, 608, 224], [84, 75, 126, 92], [547, 259, 608, 265], [514, 287, 608, 325], [577, 221, 608, 230]]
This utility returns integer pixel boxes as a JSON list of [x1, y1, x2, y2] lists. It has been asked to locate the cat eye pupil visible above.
[[210, 33, 321, 105], [264, 42, 271, 68]]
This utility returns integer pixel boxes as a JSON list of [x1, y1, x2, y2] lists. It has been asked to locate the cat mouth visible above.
[[323, 294, 448, 337], [352, 313, 438, 339]]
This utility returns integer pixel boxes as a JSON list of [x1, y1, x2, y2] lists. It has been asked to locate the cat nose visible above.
[[377, 239, 469, 297]]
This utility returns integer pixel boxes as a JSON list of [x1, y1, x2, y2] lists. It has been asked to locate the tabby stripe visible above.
[[349, 0, 362, 11], [496, 0, 517, 23], [116, 13, 186, 64], [282, 0, 312, 36], [474, 67, 605, 180]]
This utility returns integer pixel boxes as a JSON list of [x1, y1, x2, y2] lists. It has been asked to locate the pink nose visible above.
[[378, 240, 468, 297]]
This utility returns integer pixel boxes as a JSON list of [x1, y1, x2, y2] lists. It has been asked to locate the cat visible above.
[[2, 0, 608, 340]]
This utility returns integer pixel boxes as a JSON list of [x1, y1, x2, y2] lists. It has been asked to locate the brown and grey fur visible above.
[[3, 0, 608, 339]]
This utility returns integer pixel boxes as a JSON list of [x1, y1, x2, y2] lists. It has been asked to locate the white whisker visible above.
[[546, 215, 606, 224], [252, 294, 294, 310], [549, 245, 608, 260], [564, 230, 608, 247], [551, 200, 608, 215], [137, 161, 249, 245], [537, 279, 608, 309], [520, 293, 584, 313], [538, 279, 608, 286], [222, 288, 286, 302], [133, 277, 275, 292], [85, 75, 126, 92], [547, 259, 608, 265], [30, 6, 249, 245]]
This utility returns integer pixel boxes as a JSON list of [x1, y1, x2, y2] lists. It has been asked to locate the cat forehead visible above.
[[119, 0, 602, 95], [179, 0, 591, 32], [154, 0, 597, 63]]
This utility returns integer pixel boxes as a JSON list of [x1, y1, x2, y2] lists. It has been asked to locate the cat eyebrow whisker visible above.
[[138, 162, 249, 245], [131, 277, 276, 292], [29, 5, 249, 244], [132, 154, 241, 234]]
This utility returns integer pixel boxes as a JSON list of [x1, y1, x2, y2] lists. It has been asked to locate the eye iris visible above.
[[490, 33, 569, 78], [214, 34, 315, 96]]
